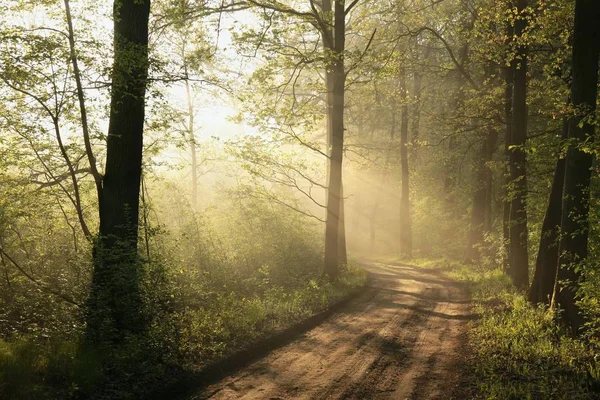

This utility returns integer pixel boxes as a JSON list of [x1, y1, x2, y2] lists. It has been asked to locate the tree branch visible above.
[[0, 245, 82, 308]]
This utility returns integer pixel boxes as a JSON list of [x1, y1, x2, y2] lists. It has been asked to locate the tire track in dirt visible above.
[[190, 262, 472, 400]]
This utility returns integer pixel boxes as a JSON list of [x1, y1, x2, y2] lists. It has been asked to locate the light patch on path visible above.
[[191, 262, 472, 400]]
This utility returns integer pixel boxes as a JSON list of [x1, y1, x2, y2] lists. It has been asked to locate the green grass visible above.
[[0, 338, 81, 400], [406, 258, 600, 400], [0, 264, 366, 400], [178, 263, 367, 369]]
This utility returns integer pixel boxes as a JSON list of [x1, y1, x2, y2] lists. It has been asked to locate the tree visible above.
[[86, 0, 152, 343], [398, 67, 412, 257], [552, 0, 600, 331], [507, 0, 529, 289], [236, 0, 372, 278], [528, 120, 567, 304], [321, 0, 351, 277]]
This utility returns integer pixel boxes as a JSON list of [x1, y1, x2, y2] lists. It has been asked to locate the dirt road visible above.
[[192, 262, 473, 400]]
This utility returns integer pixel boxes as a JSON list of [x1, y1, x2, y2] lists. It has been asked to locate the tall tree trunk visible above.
[[339, 183, 347, 266], [323, 0, 346, 278], [322, 0, 347, 273], [552, 0, 600, 331], [410, 71, 422, 146], [184, 77, 198, 208], [410, 45, 430, 167], [370, 199, 378, 253], [508, 0, 529, 289], [370, 123, 395, 255], [86, 0, 151, 343], [528, 120, 567, 304], [399, 68, 412, 258], [467, 130, 498, 261], [503, 57, 514, 275]]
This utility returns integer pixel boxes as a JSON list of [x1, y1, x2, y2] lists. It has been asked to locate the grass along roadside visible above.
[[401, 258, 600, 399], [0, 264, 367, 400], [176, 263, 367, 372]]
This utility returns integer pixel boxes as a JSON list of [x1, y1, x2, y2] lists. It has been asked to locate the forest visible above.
[[0, 0, 599, 399]]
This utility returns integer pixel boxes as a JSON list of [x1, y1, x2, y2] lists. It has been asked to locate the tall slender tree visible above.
[[502, 50, 514, 274], [399, 67, 412, 257], [467, 128, 498, 261], [323, 0, 348, 277], [322, 0, 347, 270], [552, 0, 600, 331], [528, 120, 567, 304], [86, 0, 152, 343], [508, 0, 529, 289]]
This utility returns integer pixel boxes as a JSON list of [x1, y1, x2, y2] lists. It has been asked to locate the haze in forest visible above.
[[1, 0, 600, 399]]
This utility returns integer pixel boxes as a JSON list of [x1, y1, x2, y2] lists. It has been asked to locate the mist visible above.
[[1, 0, 600, 399]]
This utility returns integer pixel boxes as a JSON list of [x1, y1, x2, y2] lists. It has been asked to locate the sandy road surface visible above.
[[192, 262, 473, 400]]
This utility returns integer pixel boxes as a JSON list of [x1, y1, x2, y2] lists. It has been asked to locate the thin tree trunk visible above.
[[52, 118, 91, 239], [508, 0, 529, 289], [399, 68, 412, 258], [552, 0, 600, 331], [86, 0, 151, 343], [323, 0, 346, 278], [339, 183, 347, 266], [184, 76, 198, 208], [503, 57, 514, 275], [445, 44, 469, 217], [528, 120, 567, 304], [63, 0, 103, 202], [467, 129, 498, 261], [410, 45, 430, 167]]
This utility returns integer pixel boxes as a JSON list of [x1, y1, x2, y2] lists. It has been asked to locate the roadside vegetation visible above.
[[405, 258, 600, 400], [1, 0, 600, 399], [0, 193, 365, 400]]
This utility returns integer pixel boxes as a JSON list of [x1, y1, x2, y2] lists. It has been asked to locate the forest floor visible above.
[[190, 261, 475, 400]]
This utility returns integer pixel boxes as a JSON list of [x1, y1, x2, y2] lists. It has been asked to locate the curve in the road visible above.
[[192, 262, 473, 400]]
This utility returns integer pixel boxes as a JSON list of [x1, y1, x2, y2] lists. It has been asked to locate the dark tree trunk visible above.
[[552, 0, 600, 331], [508, 0, 529, 289], [323, 0, 346, 278], [322, 1, 347, 270], [503, 58, 514, 275], [467, 130, 498, 261], [338, 183, 347, 266], [399, 68, 412, 258], [528, 121, 567, 304], [86, 0, 151, 343]]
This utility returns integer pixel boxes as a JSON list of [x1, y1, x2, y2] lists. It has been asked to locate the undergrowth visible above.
[[0, 192, 367, 400], [0, 265, 365, 400], [177, 264, 367, 370], [413, 258, 600, 400]]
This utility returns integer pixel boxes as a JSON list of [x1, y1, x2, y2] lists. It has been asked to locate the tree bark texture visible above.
[[323, 0, 346, 278], [86, 0, 151, 344], [553, 0, 600, 331]]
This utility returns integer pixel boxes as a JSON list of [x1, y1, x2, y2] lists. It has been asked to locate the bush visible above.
[[0, 182, 367, 399]]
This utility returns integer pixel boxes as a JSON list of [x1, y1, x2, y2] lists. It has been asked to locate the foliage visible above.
[[0, 177, 366, 399], [431, 260, 600, 400]]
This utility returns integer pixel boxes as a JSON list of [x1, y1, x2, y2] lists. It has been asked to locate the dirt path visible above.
[[191, 262, 473, 400]]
